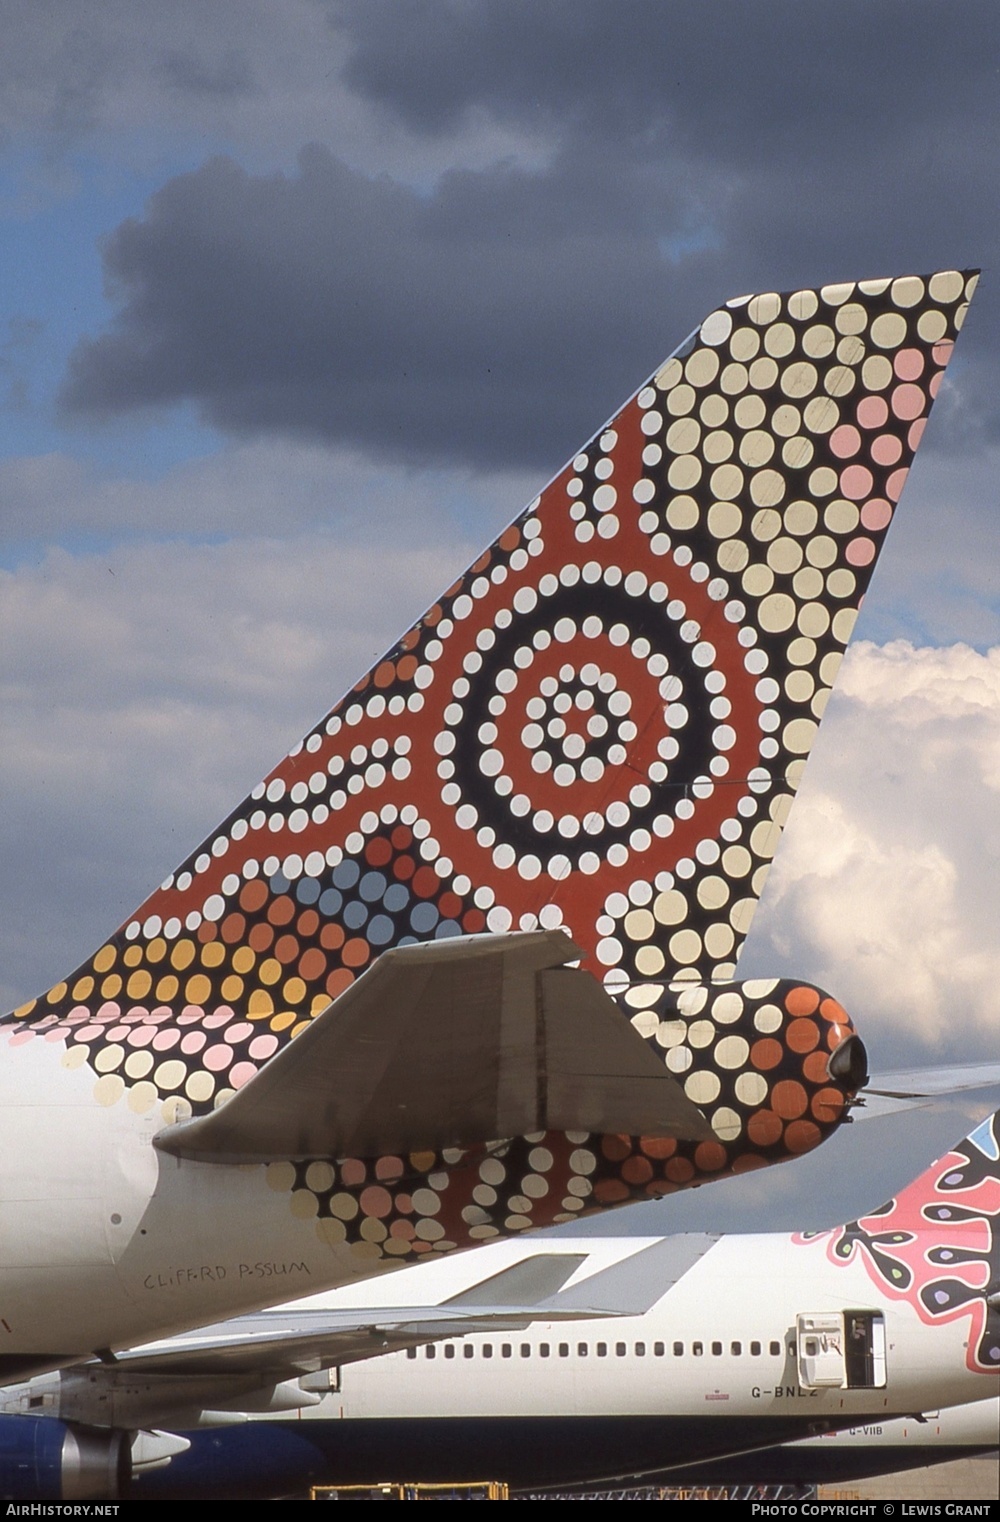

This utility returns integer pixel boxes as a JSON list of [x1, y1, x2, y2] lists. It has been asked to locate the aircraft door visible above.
[[796, 1311, 886, 1390]]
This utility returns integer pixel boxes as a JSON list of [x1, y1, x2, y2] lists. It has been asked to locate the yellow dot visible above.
[[291, 1020, 310, 1038], [127, 969, 152, 1000], [14, 1000, 38, 1019], [45, 981, 68, 1006], [248, 989, 274, 1018], [93, 945, 117, 974], [155, 974, 179, 1003], [282, 976, 307, 1006], [221, 975, 244, 1002], [123, 945, 143, 968], [71, 977, 95, 1002], [259, 958, 282, 986], [201, 941, 226, 968], [185, 973, 212, 1005], [146, 937, 167, 964], [232, 946, 256, 975], [101, 974, 122, 999], [270, 1010, 296, 1032], [171, 939, 196, 971]]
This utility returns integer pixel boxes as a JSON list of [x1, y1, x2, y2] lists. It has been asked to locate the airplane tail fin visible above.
[[10, 271, 978, 1123]]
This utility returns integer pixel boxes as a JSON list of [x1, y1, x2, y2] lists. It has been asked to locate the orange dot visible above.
[[221, 913, 246, 945], [784, 1119, 822, 1154], [787, 1019, 819, 1054], [391, 825, 413, 850], [320, 923, 345, 951], [640, 1136, 678, 1160], [325, 968, 354, 999], [366, 836, 393, 867], [694, 1141, 728, 1173], [621, 1156, 653, 1185], [462, 909, 487, 933], [594, 1178, 631, 1203], [268, 897, 295, 927], [439, 892, 463, 919], [811, 1088, 845, 1125], [249, 922, 274, 953], [390, 1218, 416, 1240], [412, 866, 441, 899], [298, 948, 327, 983], [397, 655, 418, 681], [297, 909, 319, 938], [732, 1152, 767, 1174], [748, 1111, 783, 1147], [342, 938, 371, 969], [819, 996, 849, 1025], [274, 934, 300, 965], [394, 855, 416, 882], [751, 1038, 783, 1071], [240, 880, 269, 913], [197, 920, 217, 944], [785, 985, 820, 1017], [375, 1156, 404, 1181], [374, 661, 396, 689], [360, 1186, 393, 1218], [499, 526, 520, 551], [472, 552, 491, 574], [341, 1158, 366, 1186], [665, 1157, 695, 1184], [803, 1050, 831, 1085], [771, 1080, 808, 1120], [600, 1134, 632, 1162]]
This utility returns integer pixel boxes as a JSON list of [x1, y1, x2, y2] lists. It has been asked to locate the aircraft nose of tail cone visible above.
[[827, 1032, 870, 1094]]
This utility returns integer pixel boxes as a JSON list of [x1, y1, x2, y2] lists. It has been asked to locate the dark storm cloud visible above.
[[60, 0, 1000, 468]]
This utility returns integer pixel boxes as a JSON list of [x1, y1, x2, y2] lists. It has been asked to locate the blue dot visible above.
[[318, 888, 343, 916], [360, 871, 388, 903], [384, 884, 409, 913], [410, 902, 439, 934], [333, 860, 360, 890], [343, 901, 369, 930], [368, 915, 395, 945], [270, 871, 291, 894], [435, 920, 461, 939], [296, 878, 321, 904]]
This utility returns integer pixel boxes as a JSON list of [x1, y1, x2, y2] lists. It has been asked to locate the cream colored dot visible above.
[[349, 1240, 383, 1262], [750, 469, 785, 508], [185, 1070, 215, 1104], [784, 717, 818, 754], [917, 308, 947, 343], [820, 650, 844, 686], [624, 908, 655, 942], [805, 533, 838, 568], [154, 1059, 186, 1091], [771, 403, 800, 438], [767, 536, 803, 574], [861, 354, 893, 391], [708, 502, 742, 539], [704, 922, 736, 959], [700, 393, 729, 426], [668, 455, 702, 491], [785, 669, 814, 703], [669, 928, 702, 966], [266, 1160, 296, 1192], [711, 1107, 742, 1141], [480, 1158, 506, 1185], [787, 290, 818, 321], [329, 1191, 360, 1220], [824, 364, 856, 398], [666, 492, 699, 528], [740, 429, 775, 468], [667, 382, 696, 415], [306, 1161, 335, 1193], [62, 1044, 89, 1070], [721, 362, 749, 395], [214, 1087, 235, 1110], [827, 567, 857, 600], [788, 635, 817, 667], [736, 1070, 769, 1105], [666, 416, 701, 454], [722, 844, 752, 878], [529, 1146, 554, 1173], [782, 435, 814, 470], [656, 357, 683, 390], [741, 977, 779, 998], [127, 1081, 158, 1115], [416, 1218, 445, 1241], [812, 688, 831, 719], [837, 335, 865, 367], [750, 820, 780, 859], [835, 303, 867, 336], [685, 1070, 721, 1106], [703, 428, 734, 464], [769, 792, 794, 827], [569, 1148, 597, 1177], [891, 275, 924, 308], [804, 396, 838, 433], [928, 270, 962, 303], [730, 326, 760, 362], [630, 1009, 660, 1040], [696, 875, 730, 910], [750, 507, 782, 542], [801, 325, 834, 361], [316, 1217, 347, 1245], [709, 991, 743, 1024], [821, 281, 853, 307], [792, 566, 824, 600], [784, 500, 818, 537], [718, 538, 749, 573], [686, 348, 720, 388], [93, 1074, 124, 1107], [759, 591, 796, 632], [797, 601, 830, 638], [808, 465, 838, 497], [714, 1035, 750, 1070], [94, 1044, 124, 1074], [871, 311, 907, 349], [412, 1187, 442, 1216], [734, 393, 766, 429], [522, 1173, 549, 1199], [859, 277, 891, 296], [687, 1019, 716, 1050], [954, 301, 969, 331], [711, 462, 744, 500], [124, 1050, 153, 1080], [742, 562, 774, 598], [290, 1189, 319, 1220], [824, 499, 860, 535], [753, 1002, 784, 1033], [749, 357, 778, 391], [751, 863, 771, 897], [748, 292, 781, 325], [636, 944, 666, 978], [764, 322, 795, 358]]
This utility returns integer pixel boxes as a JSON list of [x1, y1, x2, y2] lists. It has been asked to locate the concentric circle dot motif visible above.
[[6, 272, 975, 1265]]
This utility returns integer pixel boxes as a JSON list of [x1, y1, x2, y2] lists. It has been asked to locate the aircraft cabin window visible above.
[[483, 1345, 493, 1359], [520, 1344, 530, 1359], [501, 1344, 512, 1359], [712, 1342, 722, 1356], [616, 1342, 627, 1357], [578, 1342, 588, 1357], [731, 1342, 741, 1357], [597, 1342, 608, 1357], [751, 1341, 761, 1356], [673, 1342, 683, 1357], [635, 1342, 646, 1357], [770, 1341, 780, 1356], [540, 1343, 550, 1358], [407, 1348, 417, 1360], [654, 1342, 664, 1357], [445, 1345, 455, 1359], [693, 1342, 704, 1356], [463, 1346, 474, 1359], [426, 1346, 436, 1360], [559, 1343, 569, 1358]]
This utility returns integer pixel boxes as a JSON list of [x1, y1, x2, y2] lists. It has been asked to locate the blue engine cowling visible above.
[[0, 1416, 129, 1500]]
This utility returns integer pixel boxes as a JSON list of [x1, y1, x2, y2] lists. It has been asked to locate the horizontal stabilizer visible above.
[[854, 1061, 1000, 1118], [154, 929, 712, 1162], [537, 1233, 720, 1317], [444, 1253, 587, 1308]]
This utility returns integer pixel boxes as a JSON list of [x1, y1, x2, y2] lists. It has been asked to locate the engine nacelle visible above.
[[0, 1416, 128, 1500]]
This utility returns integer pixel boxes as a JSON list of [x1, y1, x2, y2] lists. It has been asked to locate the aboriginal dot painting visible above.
[[799, 1111, 1000, 1375], [2, 272, 976, 1256]]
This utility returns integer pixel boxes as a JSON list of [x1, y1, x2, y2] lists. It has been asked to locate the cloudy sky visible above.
[[2, 1, 998, 1232]]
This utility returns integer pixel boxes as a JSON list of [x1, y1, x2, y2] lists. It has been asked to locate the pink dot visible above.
[[122, 1009, 149, 1024], [181, 1030, 207, 1055], [908, 418, 926, 451], [932, 340, 954, 368], [840, 464, 873, 501], [341, 1158, 366, 1187], [127, 1026, 156, 1048], [887, 467, 910, 502], [829, 424, 861, 459], [74, 1026, 103, 1043], [152, 1028, 180, 1051], [146, 1009, 172, 1025], [891, 384, 924, 422], [203, 1009, 233, 1029], [178, 1008, 203, 1025], [227, 1022, 254, 1045], [230, 1061, 256, 1089], [249, 1034, 279, 1061], [106, 1025, 130, 1041], [66, 1010, 90, 1025], [9, 1030, 35, 1046], [97, 1002, 122, 1022], [45, 1027, 68, 1042], [861, 498, 893, 532], [929, 372, 943, 399], [361, 1185, 393, 1218], [204, 1043, 234, 1072], [846, 537, 876, 566], [871, 434, 902, 467], [856, 395, 888, 430], [894, 348, 924, 381]]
